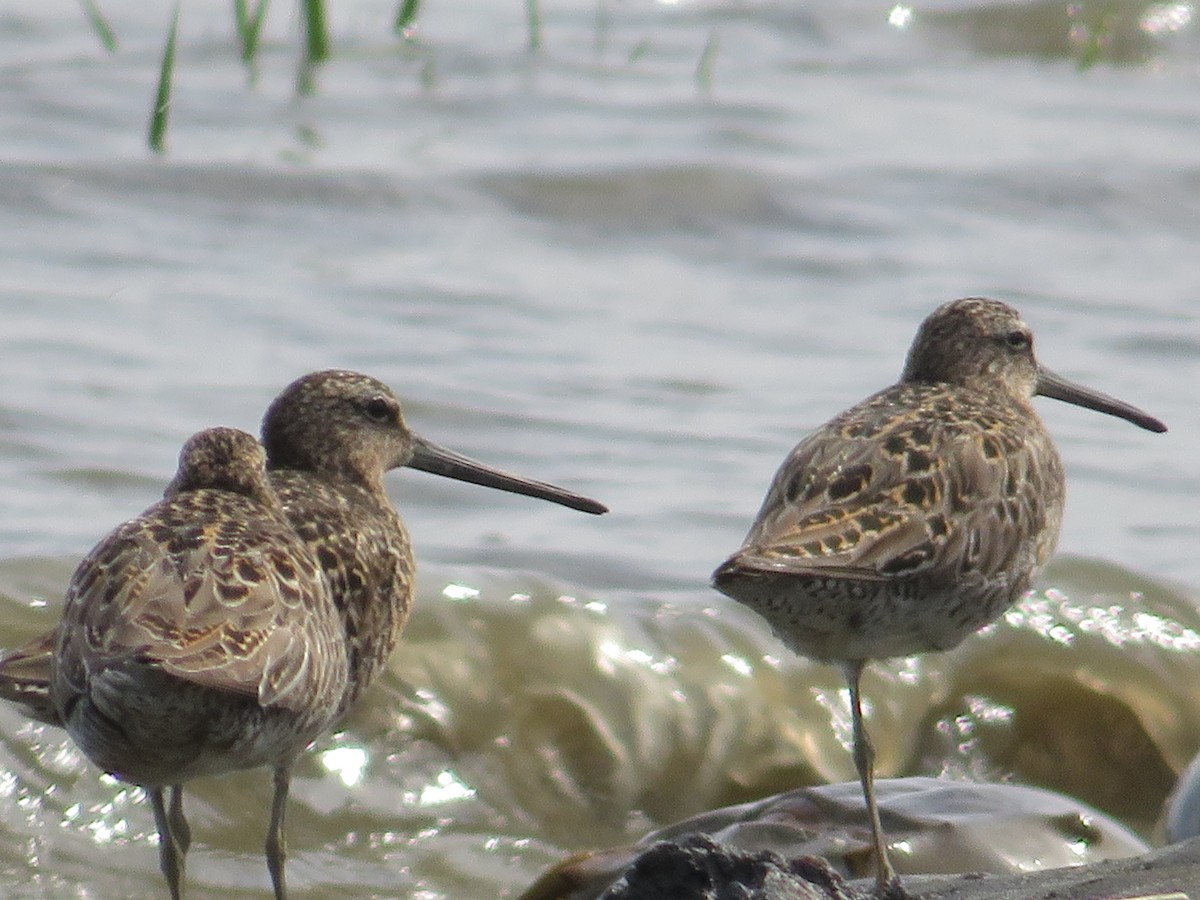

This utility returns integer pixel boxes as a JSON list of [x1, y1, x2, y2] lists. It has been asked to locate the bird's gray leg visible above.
[[265, 762, 293, 900], [150, 785, 186, 900], [844, 661, 905, 898]]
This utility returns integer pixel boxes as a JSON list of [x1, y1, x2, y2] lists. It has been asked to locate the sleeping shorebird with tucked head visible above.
[[712, 298, 1166, 897], [52, 426, 345, 900], [1, 371, 608, 899]]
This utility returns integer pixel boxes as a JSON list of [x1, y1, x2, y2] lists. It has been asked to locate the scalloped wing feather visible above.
[[0, 630, 59, 725], [56, 495, 345, 717], [725, 384, 1062, 587]]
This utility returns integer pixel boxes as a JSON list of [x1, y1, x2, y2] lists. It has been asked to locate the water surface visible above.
[[1, 0, 1198, 896]]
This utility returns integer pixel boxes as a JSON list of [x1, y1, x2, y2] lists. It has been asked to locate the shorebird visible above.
[[711, 298, 1166, 897], [258, 370, 607, 721], [51, 427, 347, 900], [1, 371, 607, 899]]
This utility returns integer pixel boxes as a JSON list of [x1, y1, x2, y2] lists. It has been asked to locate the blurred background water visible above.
[[1, 0, 1198, 896]]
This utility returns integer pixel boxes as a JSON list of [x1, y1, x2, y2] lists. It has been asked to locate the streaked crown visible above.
[[262, 370, 416, 485], [165, 426, 274, 505], [902, 297, 1038, 398]]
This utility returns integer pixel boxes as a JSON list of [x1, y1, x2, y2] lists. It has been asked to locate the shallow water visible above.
[[1, 0, 1199, 896]]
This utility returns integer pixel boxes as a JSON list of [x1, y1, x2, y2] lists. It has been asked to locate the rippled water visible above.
[[1, 0, 1199, 896]]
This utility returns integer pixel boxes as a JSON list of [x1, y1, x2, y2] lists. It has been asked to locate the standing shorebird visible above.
[[51, 427, 348, 900], [711, 298, 1166, 897], [258, 370, 607, 722], [0, 371, 607, 899]]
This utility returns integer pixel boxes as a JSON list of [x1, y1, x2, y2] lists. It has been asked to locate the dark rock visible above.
[[597, 833, 861, 900]]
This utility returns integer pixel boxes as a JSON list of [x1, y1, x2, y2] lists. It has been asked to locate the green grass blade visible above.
[[695, 30, 718, 95], [234, 0, 270, 62], [296, 60, 315, 95], [302, 0, 330, 64], [419, 55, 437, 91], [148, 2, 180, 154], [394, 0, 421, 36], [234, 0, 249, 39], [1071, 1, 1118, 71], [78, 0, 119, 53], [525, 0, 542, 52]]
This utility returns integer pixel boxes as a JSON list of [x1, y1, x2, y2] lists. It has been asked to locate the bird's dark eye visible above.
[[363, 396, 396, 422], [1005, 330, 1030, 349]]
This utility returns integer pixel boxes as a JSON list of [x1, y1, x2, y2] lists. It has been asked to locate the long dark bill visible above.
[[407, 436, 608, 514], [1037, 368, 1167, 434]]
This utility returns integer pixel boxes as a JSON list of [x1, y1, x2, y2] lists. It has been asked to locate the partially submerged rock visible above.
[[597, 833, 855, 900], [592, 832, 1199, 900], [520, 777, 1151, 900]]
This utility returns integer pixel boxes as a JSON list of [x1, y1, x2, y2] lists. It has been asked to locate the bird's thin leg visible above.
[[843, 661, 903, 898], [168, 785, 191, 857], [149, 786, 186, 900], [265, 762, 293, 900]]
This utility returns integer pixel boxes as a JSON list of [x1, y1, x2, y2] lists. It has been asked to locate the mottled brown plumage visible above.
[[712, 298, 1166, 897], [0, 370, 607, 899], [260, 370, 607, 719], [262, 376, 416, 720], [0, 628, 57, 724], [51, 427, 346, 900]]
